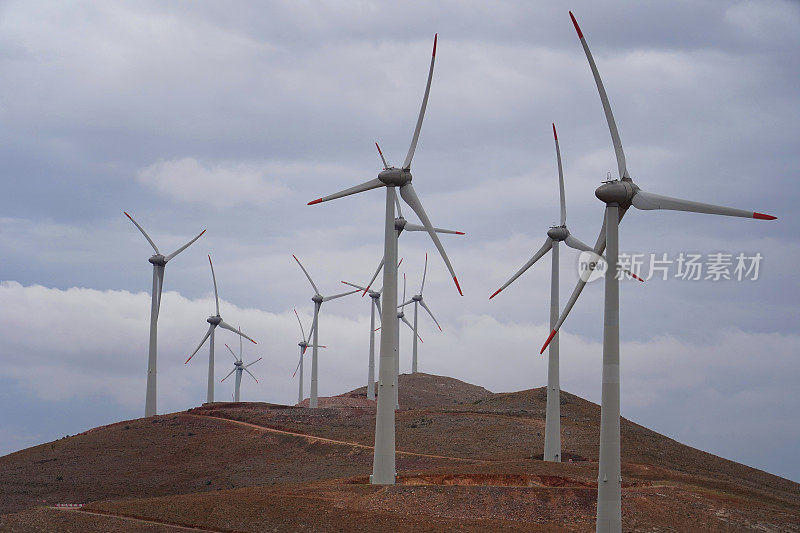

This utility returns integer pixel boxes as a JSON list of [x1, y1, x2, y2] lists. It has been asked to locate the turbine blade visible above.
[[400, 183, 462, 295], [565, 234, 643, 283], [219, 320, 257, 344], [397, 298, 414, 308], [402, 273, 406, 306], [292, 355, 302, 378], [323, 288, 360, 302], [165, 229, 206, 262], [395, 190, 404, 219], [124, 212, 160, 254], [553, 123, 567, 225], [307, 178, 384, 205], [293, 309, 306, 343], [224, 343, 238, 362], [341, 281, 368, 291], [420, 299, 442, 332], [403, 34, 437, 169], [208, 255, 220, 315], [570, 12, 628, 181], [154, 265, 165, 319], [374, 298, 382, 319], [420, 253, 428, 293], [292, 255, 320, 295], [489, 238, 553, 299], [362, 257, 384, 296], [186, 325, 214, 364], [245, 357, 262, 369], [220, 368, 236, 382], [244, 367, 259, 383], [631, 190, 777, 220], [376, 142, 389, 169], [403, 223, 465, 235]]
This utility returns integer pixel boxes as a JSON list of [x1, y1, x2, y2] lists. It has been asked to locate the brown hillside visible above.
[[1, 373, 798, 532]]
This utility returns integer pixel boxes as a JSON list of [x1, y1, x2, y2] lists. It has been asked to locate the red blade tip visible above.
[[432, 33, 437, 57], [453, 276, 463, 296], [455, 231, 466, 235], [540, 330, 557, 354], [199, 229, 206, 237], [489, 288, 502, 300], [630, 272, 644, 282], [753, 212, 777, 220], [552, 123, 558, 140], [569, 11, 583, 39], [250, 339, 257, 344], [123, 211, 132, 219], [308, 198, 323, 205], [184, 356, 193, 364]]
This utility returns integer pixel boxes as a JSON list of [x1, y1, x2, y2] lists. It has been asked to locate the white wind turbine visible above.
[[124, 211, 205, 417], [185, 255, 257, 404], [399, 254, 444, 374], [307, 34, 462, 484], [221, 330, 262, 403], [539, 13, 777, 532], [291, 309, 325, 404], [292, 255, 359, 408], [488, 124, 642, 463]]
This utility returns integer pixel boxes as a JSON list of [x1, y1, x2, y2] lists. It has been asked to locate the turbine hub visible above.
[[299, 341, 308, 348], [207, 315, 222, 325], [312, 294, 323, 303], [235, 361, 243, 367], [412, 294, 422, 302], [378, 167, 412, 187], [397, 311, 404, 319], [148, 254, 167, 266], [546, 225, 569, 241], [394, 217, 407, 232], [369, 291, 381, 299], [595, 180, 636, 207]]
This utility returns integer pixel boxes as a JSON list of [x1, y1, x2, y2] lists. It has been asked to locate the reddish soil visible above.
[[1, 372, 798, 531]]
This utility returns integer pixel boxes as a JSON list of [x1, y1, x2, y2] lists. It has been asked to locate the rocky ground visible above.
[[1, 373, 798, 531]]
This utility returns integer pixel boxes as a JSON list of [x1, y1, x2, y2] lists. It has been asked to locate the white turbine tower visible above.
[[291, 309, 325, 404], [124, 211, 205, 418], [185, 255, 257, 404], [539, 13, 777, 532], [488, 124, 642, 463], [399, 254, 444, 374], [308, 34, 462, 485], [221, 330, 262, 403], [292, 255, 359, 408]]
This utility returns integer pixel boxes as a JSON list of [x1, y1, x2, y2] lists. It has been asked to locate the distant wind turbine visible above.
[[185, 255, 257, 404], [124, 211, 205, 417], [292, 255, 359, 408], [292, 309, 325, 404], [399, 254, 443, 374], [222, 330, 261, 403]]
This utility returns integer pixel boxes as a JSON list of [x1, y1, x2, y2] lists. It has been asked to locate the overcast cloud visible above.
[[0, 1, 798, 482]]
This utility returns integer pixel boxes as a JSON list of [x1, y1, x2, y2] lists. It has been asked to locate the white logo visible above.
[[578, 251, 606, 283]]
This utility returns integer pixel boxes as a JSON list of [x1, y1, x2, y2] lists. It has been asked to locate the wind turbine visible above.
[[291, 309, 325, 404], [307, 34, 462, 485], [124, 211, 205, 417], [488, 124, 642, 463], [539, 13, 776, 532], [222, 331, 261, 402], [399, 254, 443, 374], [292, 255, 359, 408], [185, 255, 257, 404], [394, 273, 424, 408]]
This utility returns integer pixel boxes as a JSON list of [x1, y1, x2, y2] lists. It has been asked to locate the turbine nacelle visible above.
[[234, 361, 243, 367], [378, 167, 412, 187], [207, 315, 222, 326], [148, 254, 167, 266], [311, 294, 324, 304], [394, 216, 408, 232], [595, 180, 637, 207], [546, 226, 570, 241], [411, 294, 422, 302]]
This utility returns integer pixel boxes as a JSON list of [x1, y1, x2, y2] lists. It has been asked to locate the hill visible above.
[[1, 373, 798, 531]]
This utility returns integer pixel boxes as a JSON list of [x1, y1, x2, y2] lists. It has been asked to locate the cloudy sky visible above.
[[1, 1, 798, 482]]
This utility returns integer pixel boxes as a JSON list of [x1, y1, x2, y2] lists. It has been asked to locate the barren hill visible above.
[[1, 373, 798, 532]]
